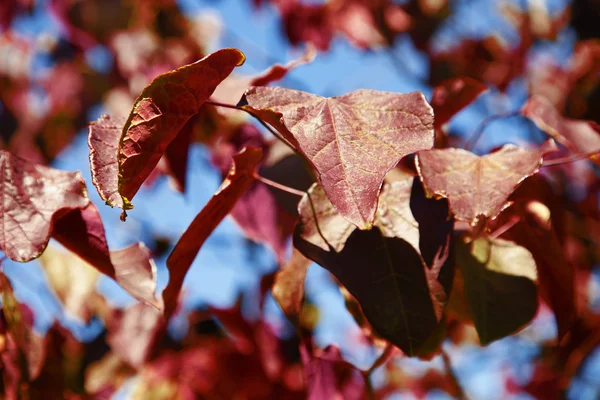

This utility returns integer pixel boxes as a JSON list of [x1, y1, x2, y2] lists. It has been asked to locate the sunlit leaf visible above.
[[240, 87, 434, 229], [522, 95, 600, 154], [0, 150, 89, 262], [416, 140, 557, 225]]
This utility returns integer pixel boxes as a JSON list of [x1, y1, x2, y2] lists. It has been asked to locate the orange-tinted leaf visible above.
[[91, 48, 245, 213], [241, 87, 434, 229], [0, 150, 89, 262], [0, 272, 46, 381], [272, 249, 311, 324], [431, 77, 488, 128], [456, 236, 538, 344], [39, 247, 101, 323], [416, 140, 558, 225], [522, 95, 600, 154], [162, 147, 263, 318], [294, 178, 453, 355], [88, 114, 125, 209]]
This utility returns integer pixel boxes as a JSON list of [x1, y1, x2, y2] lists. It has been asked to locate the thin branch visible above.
[[205, 100, 298, 153], [366, 343, 394, 376], [542, 151, 600, 167], [442, 348, 468, 400], [254, 174, 306, 197], [464, 111, 520, 151], [489, 216, 520, 239], [364, 374, 376, 400], [362, 343, 394, 400]]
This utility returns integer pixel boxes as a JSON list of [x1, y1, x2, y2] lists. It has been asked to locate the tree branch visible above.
[[542, 151, 600, 167], [464, 111, 520, 151], [254, 173, 306, 197]]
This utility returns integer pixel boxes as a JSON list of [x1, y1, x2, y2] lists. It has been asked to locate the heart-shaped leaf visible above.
[[163, 147, 263, 318], [240, 87, 434, 229], [456, 236, 538, 344], [416, 140, 558, 225], [294, 178, 453, 355]]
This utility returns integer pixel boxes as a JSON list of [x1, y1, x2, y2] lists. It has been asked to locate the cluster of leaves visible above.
[[1, 0, 600, 398]]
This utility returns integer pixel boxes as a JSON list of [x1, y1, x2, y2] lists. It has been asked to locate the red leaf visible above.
[[294, 178, 453, 355], [522, 95, 600, 154], [272, 248, 311, 324], [88, 114, 126, 209], [0, 150, 89, 262], [301, 342, 365, 400], [89, 48, 245, 214], [431, 77, 488, 128], [162, 117, 194, 193], [240, 87, 434, 229], [211, 124, 299, 264], [0, 272, 46, 381], [416, 140, 558, 225], [162, 147, 263, 318], [52, 204, 161, 309]]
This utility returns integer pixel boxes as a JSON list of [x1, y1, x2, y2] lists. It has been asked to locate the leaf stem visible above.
[[464, 111, 520, 151], [542, 151, 600, 167], [442, 348, 468, 400], [366, 343, 394, 376], [254, 174, 306, 197], [362, 343, 394, 400], [205, 100, 297, 153]]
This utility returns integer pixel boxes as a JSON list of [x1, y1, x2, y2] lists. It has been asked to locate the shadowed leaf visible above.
[[163, 147, 263, 318], [416, 140, 557, 225], [522, 95, 600, 154], [431, 77, 488, 129], [456, 236, 538, 344], [294, 178, 453, 355], [240, 87, 434, 229], [0, 150, 89, 262]]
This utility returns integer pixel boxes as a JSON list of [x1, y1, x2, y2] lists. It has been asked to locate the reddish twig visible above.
[[205, 100, 297, 152], [542, 151, 600, 167], [464, 111, 520, 151], [254, 174, 306, 197]]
